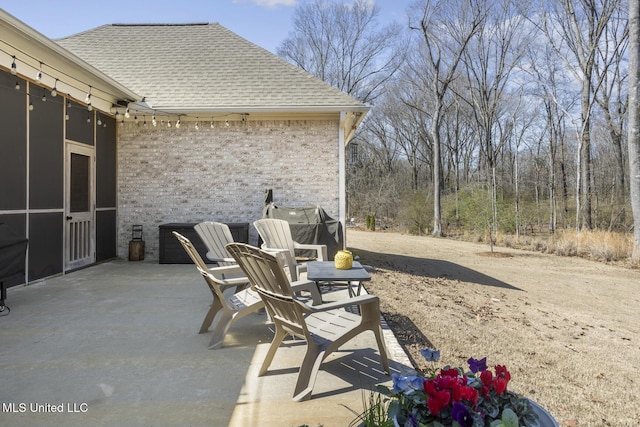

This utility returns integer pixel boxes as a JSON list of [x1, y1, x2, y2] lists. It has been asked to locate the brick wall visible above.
[[117, 119, 341, 260]]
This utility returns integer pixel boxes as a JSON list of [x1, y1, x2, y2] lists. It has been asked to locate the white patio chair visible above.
[[173, 231, 261, 349], [254, 218, 327, 281], [226, 242, 389, 402], [194, 221, 237, 266]]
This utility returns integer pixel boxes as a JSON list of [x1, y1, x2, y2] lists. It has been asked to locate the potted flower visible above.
[[375, 349, 558, 427]]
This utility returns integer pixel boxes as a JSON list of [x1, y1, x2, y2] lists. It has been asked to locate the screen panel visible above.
[[0, 71, 27, 210], [65, 99, 94, 145], [96, 210, 116, 261], [28, 212, 63, 280], [29, 87, 64, 209], [96, 115, 117, 208]]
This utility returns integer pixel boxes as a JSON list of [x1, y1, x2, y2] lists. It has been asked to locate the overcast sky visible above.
[[1, 0, 415, 53]]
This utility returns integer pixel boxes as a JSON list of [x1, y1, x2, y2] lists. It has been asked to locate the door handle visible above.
[[66, 216, 73, 221]]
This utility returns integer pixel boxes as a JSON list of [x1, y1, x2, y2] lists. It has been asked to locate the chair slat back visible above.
[[194, 222, 236, 266], [173, 231, 227, 300], [226, 243, 306, 336], [173, 231, 209, 272], [254, 219, 296, 258]]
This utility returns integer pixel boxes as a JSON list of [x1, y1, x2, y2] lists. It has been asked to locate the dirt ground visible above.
[[346, 229, 640, 427]]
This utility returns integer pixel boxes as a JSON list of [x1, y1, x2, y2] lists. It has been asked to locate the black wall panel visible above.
[[96, 116, 117, 208], [0, 214, 27, 287], [66, 100, 94, 145], [96, 210, 116, 261], [0, 71, 27, 210], [29, 89, 64, 209], [28, 213, 63, 281]]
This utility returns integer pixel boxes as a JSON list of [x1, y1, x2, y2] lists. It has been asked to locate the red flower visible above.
[[495, 365, 511, 382], [493, 377, 508, 395], [441, 368, 460, 378], [427, 389, 451, 415], [480, 370, 493, 386], [453, 385, 479, 404]]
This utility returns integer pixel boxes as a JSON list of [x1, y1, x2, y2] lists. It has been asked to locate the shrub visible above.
[[397, 189, 432, 236]]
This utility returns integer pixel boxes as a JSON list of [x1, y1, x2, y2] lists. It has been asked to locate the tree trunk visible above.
[[579, 76, 593, 231], [432, 110, 443, 237], [628, 0, 640, 261]]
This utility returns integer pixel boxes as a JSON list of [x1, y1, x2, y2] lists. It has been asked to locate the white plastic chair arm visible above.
[[290, 279, 323, 305], [205, 253, 236, 264], [293, 242, 327, 261], [207, 264, 244, 275], [298, 294, 379, 313]]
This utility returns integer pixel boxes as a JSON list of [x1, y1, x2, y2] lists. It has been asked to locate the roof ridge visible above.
[[111, 23, 211, 27]]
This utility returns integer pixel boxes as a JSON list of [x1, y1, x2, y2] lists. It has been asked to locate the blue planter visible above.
[[529, 400, 559, 427]]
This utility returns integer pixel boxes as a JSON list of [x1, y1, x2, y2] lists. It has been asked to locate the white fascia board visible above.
[[0, 9, 141, 102]]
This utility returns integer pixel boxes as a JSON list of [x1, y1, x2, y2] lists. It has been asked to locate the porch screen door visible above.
[[65, 143, 95, 270]]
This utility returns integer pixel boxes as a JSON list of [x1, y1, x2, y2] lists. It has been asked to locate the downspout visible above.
[[339, 111, 347, 249]]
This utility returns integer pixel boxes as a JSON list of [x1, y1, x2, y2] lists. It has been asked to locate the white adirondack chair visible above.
[[226, 242, 389, 402], [254, 218, 327, 281], [173, 231, 261, 349], [194, 221, 237, 266]]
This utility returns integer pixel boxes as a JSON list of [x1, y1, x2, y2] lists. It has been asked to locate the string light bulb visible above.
[[134, 115, 139, 125], [36, 63, 42, 81], [97, 115, 102, 126], [152, 115, 157, 127], [87, 115, 91, 123], [51, 79, 58, 97], [85, 87, 92, 103], [65, 99, 71, 120], [15, 80, 20, 90], [41, 90, 46, 102], [167, 120, 171, 128], [210, 120, 214, 128], [225, 119, 229, 127], [175, 119, 181, 129], [125, 107, 130, 119], [29, 101, 34, 111], [87, 102, 92, 112], [195, 121, 199, 130], [11, 56, 17, 75]]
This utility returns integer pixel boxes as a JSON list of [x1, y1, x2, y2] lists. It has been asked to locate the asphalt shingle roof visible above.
[[55, 23, 366, 112]]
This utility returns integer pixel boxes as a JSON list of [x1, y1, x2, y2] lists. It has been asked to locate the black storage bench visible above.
[[159, 222, 249, 264]]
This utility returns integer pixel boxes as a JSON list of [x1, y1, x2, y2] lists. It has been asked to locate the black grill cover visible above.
[[262, 203, 343, 260]]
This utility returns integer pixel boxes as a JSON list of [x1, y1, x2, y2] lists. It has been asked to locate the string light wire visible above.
[[1, 41, 249, 126]]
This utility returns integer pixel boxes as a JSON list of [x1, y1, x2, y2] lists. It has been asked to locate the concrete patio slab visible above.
[[0, 260, 412, 427]]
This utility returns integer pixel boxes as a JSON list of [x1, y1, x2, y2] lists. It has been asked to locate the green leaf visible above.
[[501, 408, 519, 427], [489, 421, 503, 427]]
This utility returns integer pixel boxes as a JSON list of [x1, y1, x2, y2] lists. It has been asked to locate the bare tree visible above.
[[592, 9, 629, 229], [277, 0, 405, 103], [527, 42, 579, 231], [405, 0, 486, 236], [538, 0, 622, 230], [460, 0, 532, 249], [628, 0, 640, 261]]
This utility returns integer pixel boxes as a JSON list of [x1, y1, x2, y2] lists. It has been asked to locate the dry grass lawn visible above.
[[347, 229, 640, 427]]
